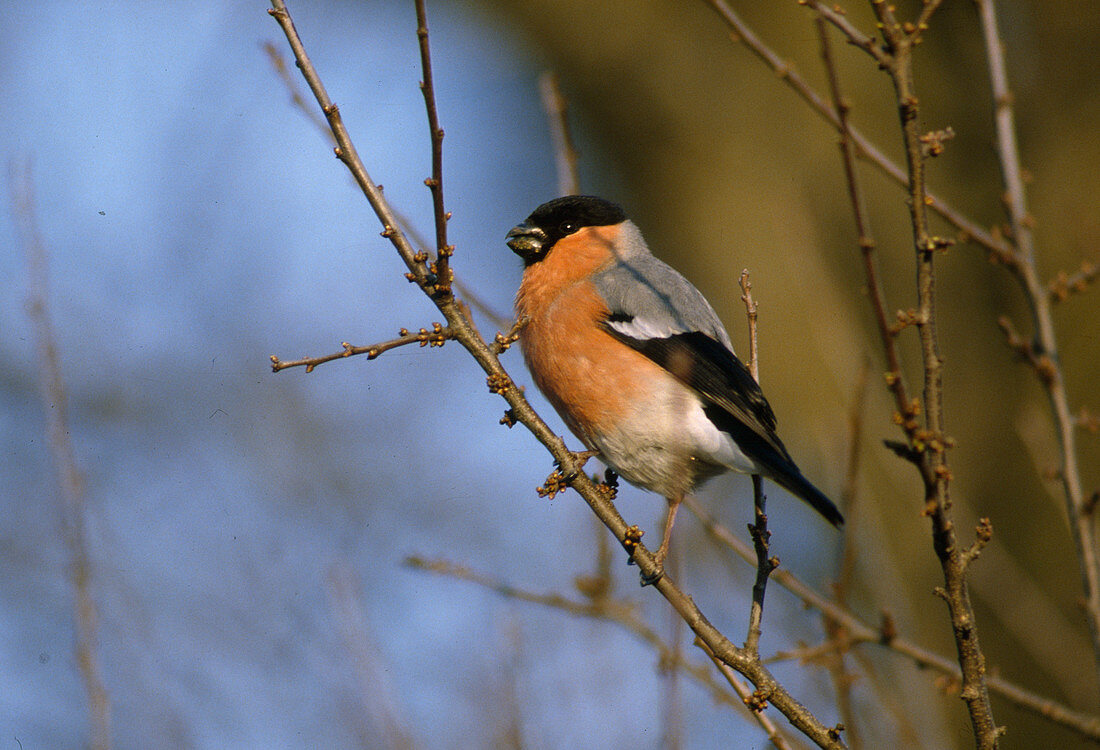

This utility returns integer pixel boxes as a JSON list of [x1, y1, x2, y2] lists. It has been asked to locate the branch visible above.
[[737, 272, 777, 660], [976, 0, 1100, 677], [812, 6, 1001, 746], [270, 324, 452, 373], [414, 0, 453, 294], [538, 72, 581, 196], [266, 3, 844, 745], [684, 496, 1100, 742], [407, 556, 802, 749], [702, 0, 1012, 262], [11, 158, 112, 750]]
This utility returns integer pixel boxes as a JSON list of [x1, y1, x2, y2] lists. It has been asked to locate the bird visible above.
[[505, 195, 843, 568]]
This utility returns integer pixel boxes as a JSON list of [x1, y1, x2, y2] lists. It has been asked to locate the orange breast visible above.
[[515, 229, 666, 444]]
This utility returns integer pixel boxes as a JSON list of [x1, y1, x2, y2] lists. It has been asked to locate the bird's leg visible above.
[[653, 494, 683, 568], [571, 449, 601, 465]]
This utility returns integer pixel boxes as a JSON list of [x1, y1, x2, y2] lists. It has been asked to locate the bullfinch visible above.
[[505, 195, 843, 566]]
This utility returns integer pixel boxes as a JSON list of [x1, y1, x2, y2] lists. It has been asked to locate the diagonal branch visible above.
[[975, 0, 1100, 680], [266, 2, 844, 745], [701, 0, 1011, 261]]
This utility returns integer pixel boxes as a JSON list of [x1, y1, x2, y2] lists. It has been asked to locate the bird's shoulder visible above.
[[591, 250, 733, 349], [591, 249, 780, 439]]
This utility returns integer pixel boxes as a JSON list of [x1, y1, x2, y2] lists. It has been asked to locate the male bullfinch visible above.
[[506, 195, 843, 566]]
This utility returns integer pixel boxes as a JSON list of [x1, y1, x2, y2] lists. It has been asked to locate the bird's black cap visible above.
[[506, 195, 626, 264], [525, 195, 626, 232]]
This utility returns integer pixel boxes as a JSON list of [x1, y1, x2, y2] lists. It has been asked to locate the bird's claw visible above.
[[639, 564, 665, 587], [554, 449, 600, 482]]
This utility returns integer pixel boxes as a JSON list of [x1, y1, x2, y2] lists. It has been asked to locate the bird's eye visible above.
[[559, 221, 578, 235]]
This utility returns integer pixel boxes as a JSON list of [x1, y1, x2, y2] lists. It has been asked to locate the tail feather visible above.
[[768, 466, 844, 527]]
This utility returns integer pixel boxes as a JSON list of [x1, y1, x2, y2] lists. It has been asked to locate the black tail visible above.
[[768, 465, 844, 527]]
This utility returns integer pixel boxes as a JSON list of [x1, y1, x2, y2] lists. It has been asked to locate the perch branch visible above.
[[267, 2, 844, 745]]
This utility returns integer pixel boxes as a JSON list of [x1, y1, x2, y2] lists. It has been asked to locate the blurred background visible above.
[[2, 1, 1098, 747]]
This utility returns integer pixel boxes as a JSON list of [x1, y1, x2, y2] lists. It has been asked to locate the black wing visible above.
[[605, 321, 844, 526]]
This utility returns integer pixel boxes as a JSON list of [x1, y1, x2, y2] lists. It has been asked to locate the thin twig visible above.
[[326, 563, 417, 749], [407, 556, 802, 748], [1048, 257, 1100, 303], [263, 41, 334, 142], [265, 38, 509, 329], [698, 640, 803, 750], [684, 496, 1100, 742], [538, 72, 580, 196], [11, 158, 112, 750], [738, 271, 776, 660], [266, 3, 844, 745], [701, 0, 1012, 261], [270, 324, 451, 373], [414, 0, 453, 294], [738, 270, 758, 381], [976, 0, 1100, 680]]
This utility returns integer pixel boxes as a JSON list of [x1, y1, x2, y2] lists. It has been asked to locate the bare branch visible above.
[[538, 72, 580, 196], [812, 5, 1001, 743], [701, 0, 1012, 261], [270, 324, 452, 373], [266, 3, 844, 744], [977, 0, 1100, 676], [738, 270, 758, 381], [414, 0, 453, 294], [407, 555, 803, 749], [684, 496, 1100, 742], [11, 158, 112, 750]]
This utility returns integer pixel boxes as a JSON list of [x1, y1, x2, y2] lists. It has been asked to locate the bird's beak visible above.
[[505, 222, 548, 262]]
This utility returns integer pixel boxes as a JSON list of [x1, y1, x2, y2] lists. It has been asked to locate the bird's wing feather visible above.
[[592, 258, 788, 459], [593, 256, 844, 527], [591, 257, 734, 349]]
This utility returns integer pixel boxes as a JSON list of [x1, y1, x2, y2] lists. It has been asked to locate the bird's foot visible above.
[[556, 449, 600, 482]]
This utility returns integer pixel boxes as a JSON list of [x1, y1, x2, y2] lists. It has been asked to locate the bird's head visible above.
[[505, 195, 626, 265]]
